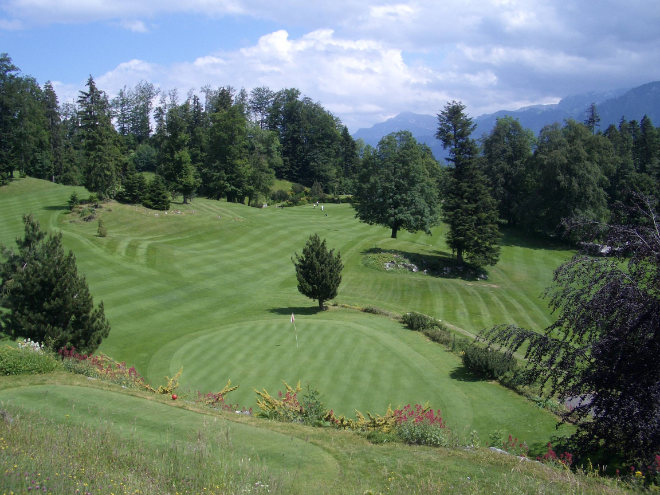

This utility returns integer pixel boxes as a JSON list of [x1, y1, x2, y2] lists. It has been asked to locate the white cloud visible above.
[[6, 1, 660, 129], [119, 19, 148, 33]]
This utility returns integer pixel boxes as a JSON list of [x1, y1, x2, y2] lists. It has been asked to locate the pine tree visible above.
[[292, 234, 343, 310], [77, 76, 121, 198], [0, 215, 110, 353], [143, 174, 170, 210], [436, 101, 500, 267]]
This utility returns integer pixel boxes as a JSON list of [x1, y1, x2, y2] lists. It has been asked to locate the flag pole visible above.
[[291, 313, 298, 349]]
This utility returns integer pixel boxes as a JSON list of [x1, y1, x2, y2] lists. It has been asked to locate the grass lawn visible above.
[[0, 177, 575, 449]]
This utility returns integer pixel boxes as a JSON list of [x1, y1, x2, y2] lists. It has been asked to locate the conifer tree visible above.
[[437, 101, 500, 267], [0, 215, 110, 353], [292, 234, 343, 310], [143, 174, 170, 210], [77, 76, 121, 197]]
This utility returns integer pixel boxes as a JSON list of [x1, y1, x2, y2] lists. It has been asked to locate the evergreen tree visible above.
[[292, 234, 343, 310], [584, 102, 601, 134], [116, 164, 146, 204], [354, 131, 440, 239], [143, 174, 170, 210], [0, 215, 110, 353], [77, 76, 121, 198], [42, 81, 64, 182], [437, 101, 500, 267], [0, 53, 20, 183]]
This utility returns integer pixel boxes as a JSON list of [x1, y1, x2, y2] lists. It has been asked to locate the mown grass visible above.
[[0, 374, 630, 495], [0, 178, 575, 448]]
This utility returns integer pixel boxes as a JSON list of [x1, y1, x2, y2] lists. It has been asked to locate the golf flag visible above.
[[291, 313, 298, 348]]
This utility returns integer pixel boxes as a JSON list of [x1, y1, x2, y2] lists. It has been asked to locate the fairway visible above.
[[0, 178, 574, 446]]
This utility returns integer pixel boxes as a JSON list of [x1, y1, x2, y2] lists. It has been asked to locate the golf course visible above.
[[0, 176, 575, 443]]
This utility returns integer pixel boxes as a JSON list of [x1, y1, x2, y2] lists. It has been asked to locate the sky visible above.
[[2, 1, 660, 132]]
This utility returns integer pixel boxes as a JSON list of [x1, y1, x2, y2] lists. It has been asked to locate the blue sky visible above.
[[2, 1, 660, 131]]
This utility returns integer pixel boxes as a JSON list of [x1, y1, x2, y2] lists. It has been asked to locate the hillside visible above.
[[0, 177, 638, 494], [0, 177, 575, 442], [353, 81, 660, 159], [0, 372, 630, 494]]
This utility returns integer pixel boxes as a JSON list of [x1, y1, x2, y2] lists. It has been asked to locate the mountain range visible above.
[[353, 81, 660, 160]]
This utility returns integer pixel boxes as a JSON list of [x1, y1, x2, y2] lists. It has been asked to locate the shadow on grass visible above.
[[499, 227, 572, 252], [449, 365, 487, 382], [362, 247, 486, 281], [268, 306, 324, 317]]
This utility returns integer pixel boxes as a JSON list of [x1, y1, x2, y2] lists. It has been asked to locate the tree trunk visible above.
[[391, 225, 398, 239], [456, 247, 464, 265], [318, 299, 325, 310]]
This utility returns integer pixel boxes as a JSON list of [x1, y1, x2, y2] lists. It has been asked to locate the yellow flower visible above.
[[635, 470, 643, 477]]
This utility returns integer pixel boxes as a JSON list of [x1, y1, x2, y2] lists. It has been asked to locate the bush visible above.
[[299, 386, 326, 426], [402, 311, 441, 331], [0, 345, 60, 375], [421, 326, 451, 345], [271, 189, 289, 202], [364, 430, 397, 444], [397, 420, 450, 447], [97, 219, 107, 237], [462, 344, 517, 379], [67, 192, 79, 210]]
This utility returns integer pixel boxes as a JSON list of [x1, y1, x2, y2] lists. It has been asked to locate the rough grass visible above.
[[0, 177, 575, 449], [0, 374, 629, 495]]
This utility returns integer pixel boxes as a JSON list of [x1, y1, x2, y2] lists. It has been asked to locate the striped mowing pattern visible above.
[[0, 178, 574, 444]]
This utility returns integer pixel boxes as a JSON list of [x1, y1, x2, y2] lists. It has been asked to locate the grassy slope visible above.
[[0, 375, 626, 495], [0, 178, 575, 449]]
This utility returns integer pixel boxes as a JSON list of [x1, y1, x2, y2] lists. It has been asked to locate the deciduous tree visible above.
[[354, 131, 440, 239], [483, 196, 660, 468]]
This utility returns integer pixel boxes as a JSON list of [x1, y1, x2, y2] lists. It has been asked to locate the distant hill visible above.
[[353, 81, 660, 161]]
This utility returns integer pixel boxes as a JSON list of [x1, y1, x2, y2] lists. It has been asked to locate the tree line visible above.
[[0, 54, 359, 210], [1, 52, 659, 257]]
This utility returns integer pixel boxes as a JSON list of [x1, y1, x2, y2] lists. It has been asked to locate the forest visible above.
[[1, 51, 659, 239]]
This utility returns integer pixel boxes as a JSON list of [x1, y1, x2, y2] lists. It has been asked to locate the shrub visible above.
[[364, 430, 397, 444], [462, 343, 517, 379], [271, 189, 289, 202], [299, 385, 326, 426], [97, 219, 107, 237], [67, 192, 79, 210], [0, 345, 60, 375], [402, 311, 440, 331], [398, 419, 449, 447], [421, 326, 451, 345], [59, 346, 149, 390], [255, 381, 304, 422], [394, 404, 448, 447]]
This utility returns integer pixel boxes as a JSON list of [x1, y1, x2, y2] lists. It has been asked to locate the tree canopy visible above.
[[353, 131, 440, 239], [482, 196, 660, 467], [0, 215, 111, 353]]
